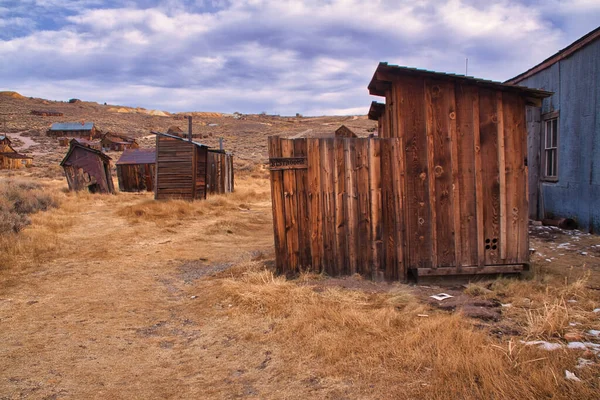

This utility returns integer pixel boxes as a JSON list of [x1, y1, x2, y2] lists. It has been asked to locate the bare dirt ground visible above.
[[1, 94, 600, 399]]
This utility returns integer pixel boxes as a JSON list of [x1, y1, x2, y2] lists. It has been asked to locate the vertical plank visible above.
[[281, 139, 299, 273], [398, 76, 431, 270], [502, 93, 519, 264], [391, 137, 405, 281], [448, 85, 462, 268], [455, 84, 479, 266], [425, 80, 459, 268], [307, 139, 323, 273], [368, 138, 383, 279], [294, 138, 310, 270], [517, 97, 529, 265], [355, 139, 371, 276], [268, 136, 287, 274], [320, 139, 336, 275], [345, 139, 359, 275], [479, 89, 501, 265], [497, 92, 507, 261], [334, 137, 347, 275], [380, 139, 397, 280], [473, 93, 485, 267]]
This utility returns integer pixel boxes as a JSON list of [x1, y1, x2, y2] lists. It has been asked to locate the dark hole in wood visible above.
[[485, 245, 491, 250], [485, 238, 491, 244], [492, 238, 498, 243], [492, 245, 497, 250]]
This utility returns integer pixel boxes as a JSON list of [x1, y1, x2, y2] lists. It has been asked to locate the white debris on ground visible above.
[[430, 293, 453, 301], [565, 370, 582, 382]]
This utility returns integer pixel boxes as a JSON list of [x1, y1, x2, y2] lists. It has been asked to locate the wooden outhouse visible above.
[[60, 139, 114, 194], [367, 101, 386, 137], [116, 148, 156, 192], [0, 135, 33, 169], [206, 150, 234, 195], [48, 122, 99, 140], [335, 125, 357, 138], [269, 63, 551, 281]]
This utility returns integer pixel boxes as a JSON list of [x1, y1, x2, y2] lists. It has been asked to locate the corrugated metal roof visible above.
[[116, 148, 156, 165], [150, 131, 210, 148], [50, 122, 94, 131], [369, 62, 553, 98], [0, 135, 7, 141]]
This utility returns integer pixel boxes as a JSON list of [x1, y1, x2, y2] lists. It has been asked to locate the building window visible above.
[[543, 115, 558, 180]]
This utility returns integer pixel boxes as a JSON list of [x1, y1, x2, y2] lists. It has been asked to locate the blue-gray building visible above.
[[507, 26, 600, 233]]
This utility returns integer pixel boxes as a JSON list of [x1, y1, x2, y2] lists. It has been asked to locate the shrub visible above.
[[0, 180, 59, 234]]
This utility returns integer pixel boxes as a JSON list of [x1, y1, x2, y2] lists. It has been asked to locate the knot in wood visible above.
[[449, 111, 456, 120], [418, 218, 425, 225], [475, 145, 481, 153], [419, 172, 427, 181], [431, 85, 441, 97], [491, 115, 498, 124], [434, 165, 444, 177]]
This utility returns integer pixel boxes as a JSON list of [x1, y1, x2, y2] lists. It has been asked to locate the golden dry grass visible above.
[[1, 172, 599, 399]]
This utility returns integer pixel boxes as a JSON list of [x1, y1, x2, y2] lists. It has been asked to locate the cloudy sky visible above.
[[0, 0, 598, 115]]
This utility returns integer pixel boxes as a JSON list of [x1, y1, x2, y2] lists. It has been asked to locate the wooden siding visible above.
[[270, 77, 531, 280], [62, 146, 114, 194], [117, 163, 155, 192], [206, 151, 234, 194]]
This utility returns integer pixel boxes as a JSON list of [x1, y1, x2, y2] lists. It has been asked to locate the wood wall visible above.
[[117, 164, 155, 192], [206, 151, 234, 195], [270, 78, 530, 280], [62, 147, 114, 194], [155, 135, 208, 200]]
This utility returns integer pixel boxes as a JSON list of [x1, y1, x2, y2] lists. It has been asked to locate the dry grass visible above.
[[1, 172, 600, 399]]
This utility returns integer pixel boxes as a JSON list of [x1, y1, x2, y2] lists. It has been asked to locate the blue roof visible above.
[[50, 122, 94, 131], [0, 135, 6, 140]]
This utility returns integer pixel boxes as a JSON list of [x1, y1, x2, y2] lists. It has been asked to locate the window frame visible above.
[[541, 111, 559, 182]]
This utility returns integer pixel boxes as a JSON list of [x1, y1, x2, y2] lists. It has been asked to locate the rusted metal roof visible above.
[[116, 148, 156, 165], [150, 131, 209, 148], [50, 122, 95, 131], [368, 62, 553, 98]]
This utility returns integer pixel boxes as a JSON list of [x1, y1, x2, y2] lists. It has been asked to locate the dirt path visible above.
[[1, 130, 41, 154], [0, 182, 281, 399]]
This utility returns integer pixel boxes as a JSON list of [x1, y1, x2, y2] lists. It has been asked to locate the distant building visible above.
[[153, 131, 233, 200], [60, 139, 114, 194], [0, 135, 33, 169], [48, 122, 99, 140], [335, 125, 357, 138], [116, 148, 156, 192], [506, 26, 600, 232], [367, 101, 386, 137], [101, 132, 139, 152], [58, 137, 101, 150]]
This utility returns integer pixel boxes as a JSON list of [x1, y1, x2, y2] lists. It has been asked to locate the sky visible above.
[[0, 0, 598, 115]]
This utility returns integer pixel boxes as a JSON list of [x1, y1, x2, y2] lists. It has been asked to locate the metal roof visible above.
[[0, 135, 7, 141], [116, 148, 156, 165], [150, 131, 210, 148], [368, 62, 553, 98], [50, 122, 95, 131]]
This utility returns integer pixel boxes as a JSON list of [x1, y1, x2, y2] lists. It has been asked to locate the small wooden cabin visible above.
[[59, 137, 101, 150], [269, 63, 551, 281], [60, 139, 114, 194], [0, 135, 33, 169], [48, 122, 98, 140], [101, 133, 139, 152], [368, 101, 386, 137], [116, 148, 156, 192], [154, 131, 234, 200], [335, 125, 357, 138], [31, 110, 63, 117]]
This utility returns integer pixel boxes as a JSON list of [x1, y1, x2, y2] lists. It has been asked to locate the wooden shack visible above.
[[269, 63, 551, 281], [116, 148, 156, 192], [0, 135, 33, 169], [48, 122, 98, 140], [101, 133, 139, 152], [31, 110, 64, 117], [335, 125, 357, 138], [60, 139, 114, 194], [154, 132, 234, 200], [59, 137, 101, 150], [368, 101, 386, 137]]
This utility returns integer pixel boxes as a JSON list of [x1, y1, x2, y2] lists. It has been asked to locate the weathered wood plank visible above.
[[479, 88, 501, 265], [294, 139, 310, 270], [268, 136, 287, 273], [334, 137, 347, 275], [496, 92, 507, 260], [368, 138, 383, 280], [307, 139, 323, 272], [281, 139, 299, 273], [355, 139, 371, 276], [398, 76, 431, 269], [391, 137, 405, 281], [344, 139, 359, 275], [320, 139, 336, 275], [417, 264, 524, 277]]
